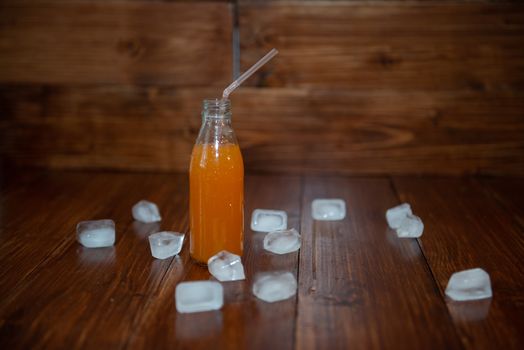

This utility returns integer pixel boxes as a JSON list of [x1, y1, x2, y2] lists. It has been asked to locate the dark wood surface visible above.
[[1, 1, 524, 175], [1, 170, 523, 349], [393, 177, 524, 349], [0, 1, 233, 86], [297, 177, 462, 349], [239, 3, 524, 91], [2, 86, 523, 175]]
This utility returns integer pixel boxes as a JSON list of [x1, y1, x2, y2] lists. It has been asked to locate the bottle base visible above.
[[190, 253, 209, 266]]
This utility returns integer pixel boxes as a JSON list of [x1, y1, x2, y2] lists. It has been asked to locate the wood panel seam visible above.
[[122, 196, 191, 349], [292, 175, 305, 350], [389, 176, 466, 350]]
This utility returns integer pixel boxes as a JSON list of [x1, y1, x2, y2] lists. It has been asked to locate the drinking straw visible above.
[[222, 48, 278, 99]]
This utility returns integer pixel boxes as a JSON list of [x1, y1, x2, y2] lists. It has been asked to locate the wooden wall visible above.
[[1, 0, 523, 175]]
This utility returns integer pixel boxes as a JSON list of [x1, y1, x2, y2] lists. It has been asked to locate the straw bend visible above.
[[222, 48, 279, 99]]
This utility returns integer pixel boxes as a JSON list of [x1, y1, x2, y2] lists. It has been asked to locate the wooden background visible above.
[[1, 0, 524, 175]]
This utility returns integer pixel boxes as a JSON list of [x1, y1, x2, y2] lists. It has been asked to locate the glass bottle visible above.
[[189, 99, 244, 264]]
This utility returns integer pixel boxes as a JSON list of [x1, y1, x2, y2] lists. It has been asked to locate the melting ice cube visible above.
[[386, 203, 412, 229], [445, 268, 492, 301], [148, 231, 185, 259], [252, 272, 297, 303], [263, 228, 301, 255], [208, 251, 245, 282], [175, 281, 224, 313], [76, 219, 115, 248], [250, 209, 287, 232], [311, 199, 346, 221], [396, 214, 424, 238], [132, 200, 162, 223]]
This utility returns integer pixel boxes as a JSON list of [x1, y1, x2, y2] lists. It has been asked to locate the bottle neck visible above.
[[202, 99, 231, 121], [196, 98, 237, 146]]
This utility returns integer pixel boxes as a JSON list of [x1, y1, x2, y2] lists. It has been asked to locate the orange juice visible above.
[[189, 143, 244, 263]]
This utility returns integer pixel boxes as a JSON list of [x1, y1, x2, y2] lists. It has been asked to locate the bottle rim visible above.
[[202, 98, 231, 119]]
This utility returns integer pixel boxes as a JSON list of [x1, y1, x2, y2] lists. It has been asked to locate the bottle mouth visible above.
[[203, 98, 230, 108], [202, 99, 231, 119]]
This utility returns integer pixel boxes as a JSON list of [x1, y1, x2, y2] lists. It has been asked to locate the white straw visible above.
[[222, 48, 278, 99]]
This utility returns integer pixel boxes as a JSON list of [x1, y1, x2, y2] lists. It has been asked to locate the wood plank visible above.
[[2, 86, 523, 175], [0, 169, 46, 227], [127, 174, 302, 349], [0, 171, 134, 304], [296, 176, 462, 349], [0, 172, 190, 348], [478, 178, 524, 230], [0, 2, 233, 85], [231, 88, 524, 176], [0, 85, 218, 171], [239, 3, 524, 90], [392, 177, 524, 349]]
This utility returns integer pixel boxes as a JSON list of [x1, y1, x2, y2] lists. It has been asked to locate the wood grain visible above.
[[0, 85, 217, 171], [0, 171, 143, 305], [296, 176, 462, 349], [478, 178, 524, 230], [0, 2, 233, 85], [2, 1, 524, 175], [239, 2, 524, 91], [393, 177, 524, 349], [0, 172, 190, 348], [127, 175, 302, 349], [2, 86, 523, 175], [231, 88, 524, 176], [2, 170, 524, 348], [0, 172, 303, 349]]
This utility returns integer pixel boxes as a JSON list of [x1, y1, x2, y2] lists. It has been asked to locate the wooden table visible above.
[[0, 170, 523, 349]]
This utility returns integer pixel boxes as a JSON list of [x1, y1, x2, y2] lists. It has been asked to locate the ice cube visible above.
[[311, 199, 346, 221], [207, 251, 245, 282], [445, 268, 492, 301], [252, 272, 297, 303], [386, 203, 412, 229], [251, 209, 287, 232], [175, 281, 224, 313], [447, 298, 492, 322], [148, 231, 185, 259], [76, 219, 115, 248], [395, 214, 424, 238], [263, 228, 301, 255], [132, 200, 162, 223]]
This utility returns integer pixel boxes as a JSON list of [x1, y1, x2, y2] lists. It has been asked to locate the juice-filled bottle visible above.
[[189, 98, 244, 264]]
